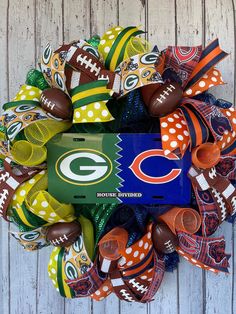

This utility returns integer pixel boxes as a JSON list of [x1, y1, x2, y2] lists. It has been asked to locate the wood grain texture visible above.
[[0, 0, 235, 313]]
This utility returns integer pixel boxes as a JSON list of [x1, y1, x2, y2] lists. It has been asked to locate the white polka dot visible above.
[[81, 106, 87, 110], [177, 135, 183, 141], [99, 297, 105, 301], [33, 98, 39, 101], [106, 30, 112, 34], [141, 275, 147, 280], [104, 46, 110, 53], [95, 290, 101, 296], [81, 118, 87, 122], [140, 253, 145, 260], [211, 77, 217, 82], [161, 122, 168, 128], [233, 118, 236, 124], [184, 130, 189, 136], [127, 261, 133, 266], [162, 135, 169, 142], [48, 218, 54, 222], [170, 141, 177, 148], [195, 91, 201, 95], [168, 117, 174, 122], [185, 89, 192, 95], [50, 212, 56, 217], [225, 130, 229, 135], [51, 268, 56, 274], [58, 220, 65, 222], [109, 35, 115, 39], [20, 190, 26, 196], [41, 201, 49, 208], [144, 242, 149, 250], [199, 81, 206, 87], [147, 232, 151, 239], [138, 240, 143, 247], [19, 90, 23, 94], [222, 143, 226, 149], [232, 131, 235, 137], [203, 74, 208, 79], [119, 257, 126, 266], [29, 179, 35, 184], [75, 111, 80, 118], [213, 70, 219, 76], [209, 84, 214, 88], [26, 86, 32, 90], [182, 144, 187, 150], [148, 268, 153, 273], [227, 137, 231, 143], [115, 27, 122, 31], [21, 95, 26, 100], [94, 102, 101, 109], [176, 123, 182, 128], [125, 247, 132, 254], [169, 128, 176, 134], [32, 199, 37, 206], [229, 107, 235, 112], [226, 111, 231, 117], [103, 285, 109, 292], [181, 120, 186, 125], [102, 110, 108, 117], [100, 39, 106, 45], [148, 278, 152, 282], [133, 250, 139, 258], [29, 91, 35, 96], [174, 114, 179, 119], [39, 211, 46, 215], [87, 111, 94, 117], [54, 255, 58, 262], [164, 150, 171, 155]]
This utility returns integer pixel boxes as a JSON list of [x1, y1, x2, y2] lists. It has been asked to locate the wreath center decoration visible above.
[[0, 25, 235, 302]]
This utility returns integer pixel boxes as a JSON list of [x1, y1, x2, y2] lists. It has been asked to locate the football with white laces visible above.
[[147, 81, 183, 117], [152, 223, 179, 254], [40, 88, 72, 120], [46, 221, 81, 247]]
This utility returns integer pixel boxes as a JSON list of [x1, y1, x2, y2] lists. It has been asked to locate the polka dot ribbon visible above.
[[160, 109, 190, 156], [71, 80, 114, 123], [184, 67, 224, 97], [26, 190, 75, 224], [13, 84, 42, 102], [217, 107, 236, 155], [98, 26, 144, 71]]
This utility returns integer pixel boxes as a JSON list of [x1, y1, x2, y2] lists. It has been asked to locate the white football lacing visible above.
[[76, 54, 101, 76]]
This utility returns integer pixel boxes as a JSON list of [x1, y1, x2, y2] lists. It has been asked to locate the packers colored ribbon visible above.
[[70, 80, 114, 123]]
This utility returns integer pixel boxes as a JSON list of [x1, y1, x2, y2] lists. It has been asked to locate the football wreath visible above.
[[0, 25, 235, 303]]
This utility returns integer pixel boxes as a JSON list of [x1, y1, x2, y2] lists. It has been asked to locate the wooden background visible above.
[[0, 0, 235, 313]]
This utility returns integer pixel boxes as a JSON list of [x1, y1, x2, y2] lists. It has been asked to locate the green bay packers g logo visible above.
[[56, 149, 112, 186]]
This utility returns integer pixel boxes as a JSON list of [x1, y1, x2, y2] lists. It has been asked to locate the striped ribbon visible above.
[[179, 105, 209, 148], [70, 80, 112, 109], [185, 38, 228, 90], [105, 26, 144, 71]]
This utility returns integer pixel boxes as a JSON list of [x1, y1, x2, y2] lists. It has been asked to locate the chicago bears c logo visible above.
[[129, 149, 182, 184]]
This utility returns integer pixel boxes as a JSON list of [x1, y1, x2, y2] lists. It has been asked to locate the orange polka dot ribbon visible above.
[[217, 107, 236, 155], [90, 279, 113, 301], [176, 231, 230, 273], [160, 109, 190, 156], [183, 67, 224, 97]]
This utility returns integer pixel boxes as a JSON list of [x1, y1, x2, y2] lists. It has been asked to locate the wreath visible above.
[[0, 25, 235, 303]]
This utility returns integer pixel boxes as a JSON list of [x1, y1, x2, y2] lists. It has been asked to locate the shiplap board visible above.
[[0, 1, 235, 314]]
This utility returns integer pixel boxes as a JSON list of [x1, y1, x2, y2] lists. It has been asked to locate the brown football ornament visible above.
[[152, 223, 179, 254], [145, 81, 183, 117], [40, 88, 72, 120], [46, 221, 81, 247]]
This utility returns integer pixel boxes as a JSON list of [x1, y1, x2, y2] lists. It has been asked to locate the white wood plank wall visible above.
[[0, 0, 235, 313]]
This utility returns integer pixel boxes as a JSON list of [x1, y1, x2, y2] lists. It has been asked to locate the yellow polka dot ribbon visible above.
[[26, 190, 75, 223], [98, 26, 144, 71], [13, 84, 42, 102], [71, 80, 114, 123], [10, 170, 48, 229]]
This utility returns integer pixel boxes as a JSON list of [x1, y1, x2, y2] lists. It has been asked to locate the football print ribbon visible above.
[[0, 158, 41, 220]]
